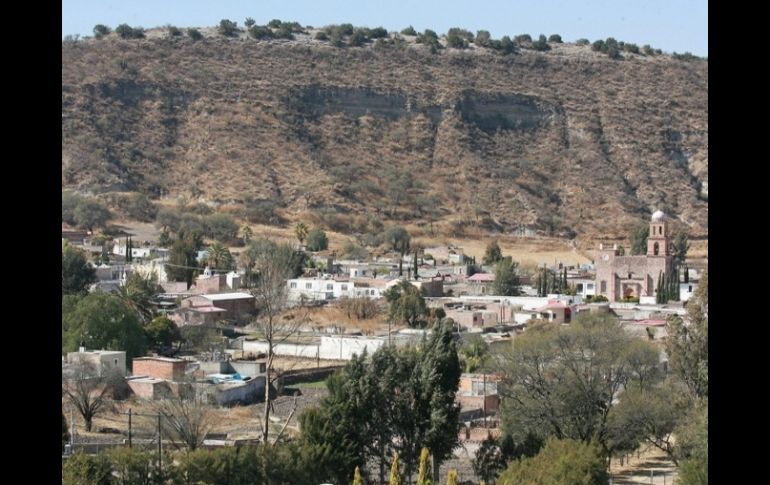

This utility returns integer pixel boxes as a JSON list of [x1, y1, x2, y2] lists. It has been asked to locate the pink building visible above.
[[595, 211, 675, 302]]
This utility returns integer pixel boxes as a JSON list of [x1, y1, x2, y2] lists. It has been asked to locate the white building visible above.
[[570, 278, 597, 298], [287, 277, 355, 301], [680, 282, 698, 302]]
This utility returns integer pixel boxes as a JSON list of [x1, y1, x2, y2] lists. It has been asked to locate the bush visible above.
[[242, 199, 281, 225], [338, 297, 381, 320], [532, 34, 551, 51], [218, 19, 239, 37], [338, 23, 355, 36], [475, 30, 491, 47], [268, 19, 282, 28], [349, 29, 368, 46], [93, 24, 111, 39], [124, 194, 157, 222], [624, 43, 640, 54], [245, 17, 256, 28], [115, 24, 145, 39], [446, 27, 473, 49], [306, 228, 329, 251], [187, 28, 203, 40], [548, 34, 563, 43], [673, 51, 699, 61], [514, 34, 532, 44], [575, 38, 590, 46], [167, 25, 182, 37], [203, 213, 239, 243], [315, 31, 329, 41], [249, 25, 274, 40], [401, 25, 417, 36], [642, 44, 654, 55], [369, 27, 388, 39], [585, 294, 609, 303]]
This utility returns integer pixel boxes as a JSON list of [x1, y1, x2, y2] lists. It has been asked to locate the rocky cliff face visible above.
[[62, 37, 707, 239]]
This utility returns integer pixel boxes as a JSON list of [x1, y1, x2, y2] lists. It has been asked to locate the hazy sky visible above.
[[62, 0, 708, 56]]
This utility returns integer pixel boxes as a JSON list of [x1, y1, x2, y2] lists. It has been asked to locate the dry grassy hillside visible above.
[[62, 29, 707, 242]]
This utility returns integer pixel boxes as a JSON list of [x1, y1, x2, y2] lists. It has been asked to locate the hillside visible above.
[[61, 28, 708, 242]]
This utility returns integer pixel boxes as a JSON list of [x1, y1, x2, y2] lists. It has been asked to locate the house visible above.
[[66, 349, 126, 376], [466, 272, 496, 295], [180, 293, 255, 323], [595, 211, 675, 301], [456, 373, 501, 415], [287, 277, 355, 301], [569, 278, 597, 298], [171, 305, 228, 327], [534, 300, 573, 324], [132, 357, 188, 381]]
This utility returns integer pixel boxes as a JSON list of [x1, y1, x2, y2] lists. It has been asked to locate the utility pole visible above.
[[158, 414, 162, 476], [128, 408, 132, 448]]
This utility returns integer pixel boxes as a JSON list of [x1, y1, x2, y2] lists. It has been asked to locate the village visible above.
[[62, 208, 705, 484]]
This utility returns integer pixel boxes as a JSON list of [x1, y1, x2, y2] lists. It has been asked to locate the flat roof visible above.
[[133, 357, 186, 363], [203, 292, 254, 301]]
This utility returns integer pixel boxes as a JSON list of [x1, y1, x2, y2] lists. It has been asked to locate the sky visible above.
[[62, 0, 708, 56]]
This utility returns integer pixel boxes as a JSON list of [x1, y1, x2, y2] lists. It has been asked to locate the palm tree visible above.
[[207, 242, 232, 271], [295, 222, 309, 245]]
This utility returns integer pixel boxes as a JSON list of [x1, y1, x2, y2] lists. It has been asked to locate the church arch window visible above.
[[653, 242, 660, 255]]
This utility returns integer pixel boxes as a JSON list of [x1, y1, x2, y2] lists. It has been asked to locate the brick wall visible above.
[[132, 358, 187, 381]]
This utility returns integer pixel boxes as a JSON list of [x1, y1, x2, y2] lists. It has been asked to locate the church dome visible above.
[[651, 210, 667, 222]]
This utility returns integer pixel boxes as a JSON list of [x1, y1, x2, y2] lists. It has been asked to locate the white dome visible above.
[[651, 210, 667, 222]]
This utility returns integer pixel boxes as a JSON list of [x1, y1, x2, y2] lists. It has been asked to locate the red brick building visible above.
[[132, 357, 188, 381]]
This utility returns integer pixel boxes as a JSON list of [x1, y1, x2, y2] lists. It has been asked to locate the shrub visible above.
[[125, 194, 157, 222], [369, 26, 388, 39], [349, 29, 368, 46], [338, 297, 381, 320], [306, 228, 329, 251], [475, 30, 491, 47], [218, 19, 239, 37], [268, 19, 282, 28], [514, 34, 532, 44], [575, 38, 590, 46], [166, 25, 182, 37], [203, 213, 239, 243], [548, 34, 563, 43], [642, 44, 654, 55], [401, 25, 417, 36], [315, 31, 329, 40], [338, 23, 355, 36], [532, 34, 551, 51], [624, 43, 640, 54], [187, 28, 203, 40], [244, 17, 256, 28], [249, 25, 274, 39], [115, 24, 145, 39], [93, 24, 111, 39], [673, 51, 699, 61], [446, 27, 473, 49]]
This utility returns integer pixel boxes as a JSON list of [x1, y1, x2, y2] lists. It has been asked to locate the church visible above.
[[595, 210, 674, 301]]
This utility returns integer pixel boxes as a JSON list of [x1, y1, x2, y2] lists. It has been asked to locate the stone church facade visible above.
[[595, 211, 674, 301]]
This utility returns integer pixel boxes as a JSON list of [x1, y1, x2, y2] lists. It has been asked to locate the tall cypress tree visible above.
[[413, 251, 419, 281], [656, 271, 664, 304]]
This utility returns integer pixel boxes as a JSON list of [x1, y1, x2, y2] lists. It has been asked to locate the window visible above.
[[653, 242, 659, 256], [114, 359, 118, 366], [326, 284, 333, 290], [600, 280, 607, 293], [576, 283, 584, 292], [370, 289, 375, 295], [290, 282, 297, 289], [305, 283, 312, 289], [341, 284, 348, 291], [587, 283, 594, 290], [688, 285, 693, 292], [260, 363, 266, 373]]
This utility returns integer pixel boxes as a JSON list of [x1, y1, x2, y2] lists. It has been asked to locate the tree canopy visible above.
[[482, 239, 503, 265], [493, 257, 521, 296], [497, 438, 608, 485], [62, 242, 96, 295], [384, 280, 427, 328]]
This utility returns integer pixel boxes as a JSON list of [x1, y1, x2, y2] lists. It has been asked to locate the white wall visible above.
[[242, 335, 386, 361], [680, 283, 697, 302]]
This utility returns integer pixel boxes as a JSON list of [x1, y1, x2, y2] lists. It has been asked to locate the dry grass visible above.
[[63, 33, 707, 242]]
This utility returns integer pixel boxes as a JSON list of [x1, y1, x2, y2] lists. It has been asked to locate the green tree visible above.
[[295, 222, 309, 244], [306, 228, 329, 251], [218, 19, 239, 37], [62, 242, 96, 295], [459, 334, 489, 373], [548, 34, 563, 43], [497, 438, 608, 485], [630, 225, 649, 255], [204, 213, 239, 243], [493, 257, 521, 296], [497, 313, 661, 454], [117, 271, 163, 324], [384, 280, 427, 328], [417, 447, 431, 485], [62, 291, 148, 360], [145, 315, 181, 352], [206, 241, 235, 271], [666, 271, 708, 398], [73, 199, 111, 231], [389, 453, 402, 485], [532, 34, 551, 51], [353, 465, 364, 485], [672, 232, 690, 266], [483, 239, 503, 265], [240, 224, 253, 244], [446, 469, 458, 485], [187, 28, 203, 40], [244, 17, 256, 28], [166, 231, 202, 289], [93, 24, 111, 38], [106, 447, 157, 484], [381, 226, 411, 276], [62, 452, 112, 485], [401, 26, 417, 35], [419, 320, 462, 481]]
